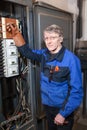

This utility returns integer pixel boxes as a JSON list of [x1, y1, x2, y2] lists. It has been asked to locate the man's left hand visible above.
[[54, 113, 65, 125]]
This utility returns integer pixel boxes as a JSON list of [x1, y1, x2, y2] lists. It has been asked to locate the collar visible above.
[[45, 46, 66, 62]]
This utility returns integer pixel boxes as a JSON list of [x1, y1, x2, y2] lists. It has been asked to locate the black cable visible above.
[[0, 125, 5, 130], [12, 78, 26, 115]]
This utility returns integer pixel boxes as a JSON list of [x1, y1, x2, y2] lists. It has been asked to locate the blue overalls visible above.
[[18, 44, 83, 130]]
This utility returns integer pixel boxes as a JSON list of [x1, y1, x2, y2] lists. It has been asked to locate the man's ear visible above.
[[59, 36, 63, 43]]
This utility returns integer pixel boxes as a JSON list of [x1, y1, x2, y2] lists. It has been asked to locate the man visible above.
[[7, 24, 83, 130]]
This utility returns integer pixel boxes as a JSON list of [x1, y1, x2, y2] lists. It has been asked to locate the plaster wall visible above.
[[34, 0, 79, 15]]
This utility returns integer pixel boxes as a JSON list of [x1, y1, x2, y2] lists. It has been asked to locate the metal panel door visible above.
[[33, 2, 73, 129], [33, 2, 73, 51]]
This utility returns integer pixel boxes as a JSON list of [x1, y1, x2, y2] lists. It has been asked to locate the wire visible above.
[[13, 65, 30, 116], [22, 65, 29, 75], [0, 65, 31, 129], [0, 125, 5, 130]]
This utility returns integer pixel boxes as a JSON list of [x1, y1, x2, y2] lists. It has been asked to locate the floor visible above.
[[72, 112, 87, 130], [73, 119, 87, 130]]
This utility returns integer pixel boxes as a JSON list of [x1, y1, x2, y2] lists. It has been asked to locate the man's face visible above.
[[44, 31, 63, 54]]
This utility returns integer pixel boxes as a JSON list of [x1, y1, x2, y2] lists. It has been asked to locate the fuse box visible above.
[[1, 39, 19, 77], [0, 1, 36, 130], [0, 17, 19, 77]]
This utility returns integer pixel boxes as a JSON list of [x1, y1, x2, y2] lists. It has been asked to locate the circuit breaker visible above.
[[1, 39, 19, 77], [0, 17, 19, 77]]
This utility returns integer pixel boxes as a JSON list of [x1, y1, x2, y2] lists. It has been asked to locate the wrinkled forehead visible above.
[[43, 31, 59, 37]]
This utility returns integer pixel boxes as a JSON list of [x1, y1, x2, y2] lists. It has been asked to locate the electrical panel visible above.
[[0, 39, 19, 77], [0, 1, 36, 130], [0, 17, 19, 77]]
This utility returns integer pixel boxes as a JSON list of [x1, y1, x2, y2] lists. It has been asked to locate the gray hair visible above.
[[44, 24, 64, 37]]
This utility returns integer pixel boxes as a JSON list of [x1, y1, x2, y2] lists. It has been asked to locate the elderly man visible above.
[[7, 24, 83, 130]]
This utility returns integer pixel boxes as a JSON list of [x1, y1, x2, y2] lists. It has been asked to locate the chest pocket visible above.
[[43, 65, 70, 82]]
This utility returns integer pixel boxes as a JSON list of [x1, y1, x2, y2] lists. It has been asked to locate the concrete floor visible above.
[[72, 108, 87, 130], [73, 115, 87, 130], [73, 119, 87, 130]]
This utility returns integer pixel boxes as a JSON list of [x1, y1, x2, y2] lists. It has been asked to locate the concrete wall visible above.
[[33, 0, 79, 49], [34, 0, 79, 15], [82, 0, 87, 40]]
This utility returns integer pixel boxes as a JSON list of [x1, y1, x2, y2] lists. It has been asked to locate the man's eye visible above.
[[44, 36, 58, 41]]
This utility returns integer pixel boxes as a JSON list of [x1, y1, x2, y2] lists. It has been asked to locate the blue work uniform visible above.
[[18, 43, 83, 118]]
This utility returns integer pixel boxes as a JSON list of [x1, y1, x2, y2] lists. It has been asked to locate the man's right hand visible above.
[[6, 23, 19, 37], [6, 23, 25, 47]]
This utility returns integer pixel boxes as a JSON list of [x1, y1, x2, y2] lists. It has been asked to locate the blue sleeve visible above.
[[18, 43, 44, 62], [59, 55, 83, 117]]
